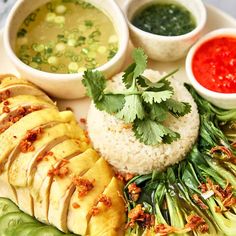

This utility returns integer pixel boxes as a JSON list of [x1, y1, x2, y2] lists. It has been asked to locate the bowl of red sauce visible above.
[[186, 28, 236, 109]]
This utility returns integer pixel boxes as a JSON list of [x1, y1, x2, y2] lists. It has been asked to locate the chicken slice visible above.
[[8, 121, 86, 215], [67, 157, 114, 235], [9, 122, 84, 187], [29, 139, 88, 201], [48, 149, 99, 232], [0, 95, 56, 133], [0, 94, 55, 115], [0, 74, 35, 87], [0, 109, 74, 168], [87, 177, 126, 236], [0, 75, 53, 104], [0, 109, 75, 203], [31, 139, 87, 224]]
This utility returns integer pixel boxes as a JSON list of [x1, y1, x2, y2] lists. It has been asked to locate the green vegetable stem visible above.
[[124, 84, 236, 236]]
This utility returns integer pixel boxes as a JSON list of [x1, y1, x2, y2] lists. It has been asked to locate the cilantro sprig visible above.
[[82, 48, 191, 145]]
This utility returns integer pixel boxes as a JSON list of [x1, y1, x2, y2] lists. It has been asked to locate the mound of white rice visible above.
[[87, 69, 200, 174]]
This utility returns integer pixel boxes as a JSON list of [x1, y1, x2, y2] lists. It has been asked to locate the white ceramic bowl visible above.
[[123, 0, 207, 62], [186, 28, 236, 109], [4, 0, 129, 99]]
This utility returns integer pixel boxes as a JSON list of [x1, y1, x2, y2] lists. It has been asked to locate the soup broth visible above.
[[15, 0, 118, 74]]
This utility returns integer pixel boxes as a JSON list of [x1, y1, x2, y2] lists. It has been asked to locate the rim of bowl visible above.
[[186, 28, 236, 100], [123, 0, 207, 42], [3, 0, 129, 81]]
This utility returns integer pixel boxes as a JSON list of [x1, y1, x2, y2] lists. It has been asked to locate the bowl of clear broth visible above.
[[124, 0, 206, 62], [4, 0, 129, 99]]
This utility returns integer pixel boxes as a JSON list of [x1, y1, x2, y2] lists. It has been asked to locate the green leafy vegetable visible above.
[[82, 70, 125, 113], [116, 95, 145, 123], [122, 49, 147, 88], [149, 103, 168, 122], [133, 119, 180, 145], [132, 48, 148, 80], [82, 70, 105, 102], [95, 94, 125, 114], [82, 48, 191, 145], [124, 86, 236, 236], [166, 99, 192, 117], [142, 91, 173, 104]]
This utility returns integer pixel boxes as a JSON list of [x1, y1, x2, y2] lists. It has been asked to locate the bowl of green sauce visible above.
[[4, 0, 129, 99], [124, 0, 207, 62]]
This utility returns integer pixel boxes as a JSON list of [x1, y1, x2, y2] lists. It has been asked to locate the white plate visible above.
[[0, 3, 236, 123]]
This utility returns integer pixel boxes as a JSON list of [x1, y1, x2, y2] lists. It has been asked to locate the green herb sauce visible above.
[[15, 0, 118, 74], [132, 3, 196, 36]]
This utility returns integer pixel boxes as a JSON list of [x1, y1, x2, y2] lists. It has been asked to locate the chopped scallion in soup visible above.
[[15, 0, 118, 74]]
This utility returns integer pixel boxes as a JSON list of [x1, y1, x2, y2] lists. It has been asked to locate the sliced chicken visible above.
[[8, 121, 87, 215], [67, 157, 114, 235], [87, 177, 126, 236], [28, 139, 88, 219], [31, 139, 87, 224], [0, 75, 126, 235], [0, 109, 75, 202], [0, 109, 74, 168], [29, 139, 88, 199], [0, 94, 55, 114], [0, 74, 34, 87], [0, 75, 53, 104], [48, 148, 99, 232], [0, 95, 56, 133], [9, 122, 85, 186]]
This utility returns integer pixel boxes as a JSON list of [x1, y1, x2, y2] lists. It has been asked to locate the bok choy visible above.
[[124, 85, 236, 236]]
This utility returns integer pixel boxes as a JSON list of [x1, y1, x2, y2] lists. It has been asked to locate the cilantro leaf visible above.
[[122, 48, 147, 88], [162, 130, 180, 144], [132, 48, 147, 79], [82, 70, 125, 114], [136, 76, 148, 88], [133, 119, 163, 145], [137, 75, 165, 89], [116, 95, 145, 123], [166, 99, 191, 117], [152, 78, 174, 93], [82, 69, 105, 102], [149, 103, 168, 122], [142, 91, 173, 104], [133, 119, 179, 145], [137, 69, 178, 91], [81, 50, 190, 146], [96, 94, 125, 114], [122, 63, 136, 89]]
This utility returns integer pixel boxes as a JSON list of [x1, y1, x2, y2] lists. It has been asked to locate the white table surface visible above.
[[204, 0, 236, 19]]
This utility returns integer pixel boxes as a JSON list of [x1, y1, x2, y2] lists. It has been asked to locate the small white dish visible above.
[[4, 0, 129, 99], [186, 28, 236, 109], [123, 0, 207, 62]]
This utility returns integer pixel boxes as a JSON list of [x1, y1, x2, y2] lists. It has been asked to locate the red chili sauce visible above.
[[192, 36, 236, 93]]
